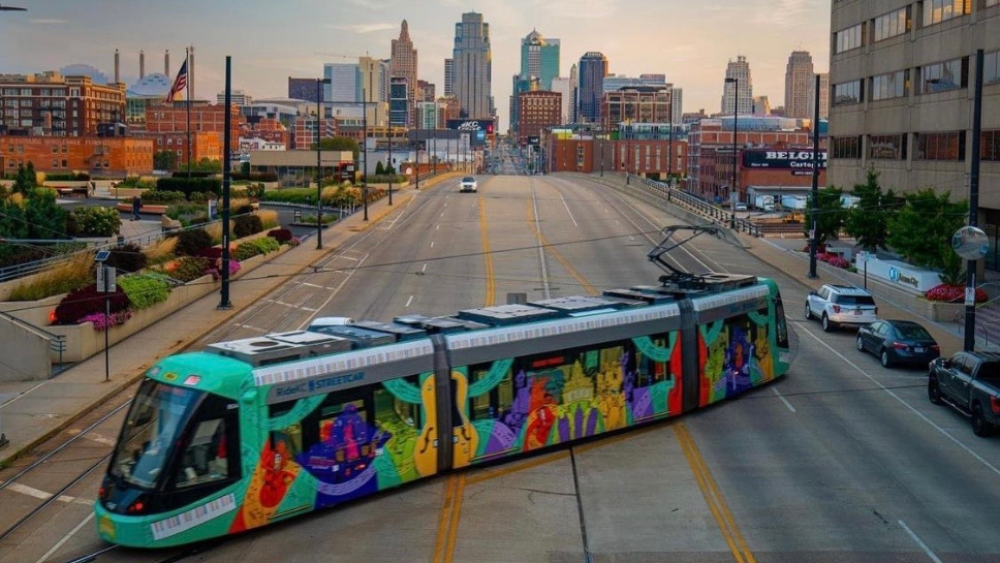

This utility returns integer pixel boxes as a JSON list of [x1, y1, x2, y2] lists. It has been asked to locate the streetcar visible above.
[[96, 227, 792, 548]]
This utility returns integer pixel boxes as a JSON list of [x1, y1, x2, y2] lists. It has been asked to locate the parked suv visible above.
[[805, 284, 878, 332]]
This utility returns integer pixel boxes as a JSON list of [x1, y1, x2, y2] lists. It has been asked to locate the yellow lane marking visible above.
[[430, 475, 458, 563], [525, 198, 598, 296], [479, 195, 496, 306], [443, 474, 467, 563], [675, 423, 756, 563]]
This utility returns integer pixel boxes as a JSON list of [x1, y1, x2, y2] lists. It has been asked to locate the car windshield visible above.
[[836, 295, 875, 306], [462, 177, 475, 182], [109, 379, 203, 490], [895, 324, 932, 340]]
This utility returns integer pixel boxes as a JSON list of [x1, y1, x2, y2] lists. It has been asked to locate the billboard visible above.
[[742, 149, 827, 171], [446, 119, 495, 134]]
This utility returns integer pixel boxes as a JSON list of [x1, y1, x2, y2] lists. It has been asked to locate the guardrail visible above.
[[623, 175, 765, 237]]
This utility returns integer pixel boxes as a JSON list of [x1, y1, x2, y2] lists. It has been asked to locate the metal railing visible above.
[[620, 175, 764, 237], [0, 309, 66, 372]]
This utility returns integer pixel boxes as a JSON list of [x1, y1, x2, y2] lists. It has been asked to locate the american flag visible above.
[[166, 58, 188, 102]]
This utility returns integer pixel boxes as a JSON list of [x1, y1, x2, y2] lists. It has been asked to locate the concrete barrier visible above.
[[0, 314, 53, 381]]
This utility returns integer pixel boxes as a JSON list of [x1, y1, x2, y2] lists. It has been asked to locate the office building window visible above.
[[832, 136, 863, 159], [834, 24, 864, 54], [916, 131, 965, 160], [871, 70, 910, 101], [988, 0, 1000, 6], [923, 0, 970, 26], [983, 130, 1000, 161], [868, 134, 908, 160], [919, 58, 968, 93], [874, 7, 909, 41], [833, 80, 864, 105], [986, 51, 999, 85]]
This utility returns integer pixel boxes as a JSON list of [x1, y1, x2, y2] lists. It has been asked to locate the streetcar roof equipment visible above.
[[458, 303, 561, 325], [308, 324, 396, 348], [353, 320, 428, 341], [206, 330, 352, 366]]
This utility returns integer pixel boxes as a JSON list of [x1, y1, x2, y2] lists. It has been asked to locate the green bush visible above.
[[366, 174, 407, 184], [262, 188, 314, 205], [45, 172, 90, 181], [233, 242, 259, 261], [166, 202, 206, 220], [174, 228, 213, 257], [142, 190, 186, 204], [233, 214, 263, 238], [253, 236, 280, 254], [119, 272, 172, 310], [67, 206, 122, 237], [188, 191, 219, 204], [136, 178, 158, 190], [156, 177, 222, 199], [105, 242, 148, 273]]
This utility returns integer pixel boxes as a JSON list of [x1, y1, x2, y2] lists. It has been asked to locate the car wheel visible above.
[[805, 303, 812, 320], [880, 349, 892, 368], [821, 314, 833, 332], [856, 335, 865, 352], [928, 378, 944, 405], [972, 404, 993, 437]]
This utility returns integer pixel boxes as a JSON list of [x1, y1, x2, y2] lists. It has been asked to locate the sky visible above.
[[0, 0, 831, 130]]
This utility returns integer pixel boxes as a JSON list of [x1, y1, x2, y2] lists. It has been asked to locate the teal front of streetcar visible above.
[[97, 274, 791, 548]]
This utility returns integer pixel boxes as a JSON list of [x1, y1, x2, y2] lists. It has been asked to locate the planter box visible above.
[[117, 203, 169, 215]]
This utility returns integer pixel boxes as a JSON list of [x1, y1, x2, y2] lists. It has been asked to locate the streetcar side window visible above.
[[170, 394, 239, 490], [374, 375, 423, 430], [469, 363, 513, 421], [269, 401, 303, 457], [774, 291, 789, 349]]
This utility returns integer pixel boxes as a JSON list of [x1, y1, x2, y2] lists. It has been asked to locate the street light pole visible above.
[[362, 87, 369, 222], [808, 73, 821, 279], [965, 49, 985, 352], [315, 77, 330, 249], [626, 121, 631, 185], [725, 77, 739, 228], [388, 121, 393, 206]]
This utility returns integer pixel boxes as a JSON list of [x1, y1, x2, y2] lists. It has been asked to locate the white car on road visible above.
[[460, 176, 478, 193]]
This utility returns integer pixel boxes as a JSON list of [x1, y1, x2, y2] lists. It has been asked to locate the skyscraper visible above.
[[391, 20, 418, 127], [569, 63, 578, 123], [784, 50, 814, 119], [452, 12, 493, 119], [520, 29, 560, 90], [670, 87, 683, 126], [323, 63, 359, 103], [721, 55, 753, 115], [578, 52, 608, 124], [444, 58, 454, 96]]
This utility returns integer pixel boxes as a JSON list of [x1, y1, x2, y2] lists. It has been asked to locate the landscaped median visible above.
[[0, 213, 294, 380]]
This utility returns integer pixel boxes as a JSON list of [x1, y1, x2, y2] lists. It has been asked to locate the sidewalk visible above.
[[0, 176, 457, 467]]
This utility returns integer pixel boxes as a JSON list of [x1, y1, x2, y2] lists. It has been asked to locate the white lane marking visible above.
[[531, 185, 552, 300], [898, 520, 945, 563], [0, 381, 46, 409], [301, 282, 324, 289], [5, 482, 76, 503], [559, 193, 579, 228], [34, 512, 96, 563], [85, 432, 117, 447], [772, 387, 796, 413], [269, 300, 317, 312], [799, 326, 1000, 479], [406, 295, 414, 307], [422, 263, 428, 273], [436, 224, 440, 231], [430, 241, 435, 248], [233, 323, 269, 333]]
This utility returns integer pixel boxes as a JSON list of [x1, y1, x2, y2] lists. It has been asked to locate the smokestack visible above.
[[189, 45, 195, 100], [114, 49, 120, 84], [165, 50, 170, 77], [139, 50, 145, 79]]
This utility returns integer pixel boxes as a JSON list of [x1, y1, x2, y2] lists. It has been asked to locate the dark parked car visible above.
[[929, 351, 1000, 437], [856, 319, 940, 367]]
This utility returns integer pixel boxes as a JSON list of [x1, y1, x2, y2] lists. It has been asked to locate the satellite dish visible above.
[[952, 226, 989, 260]]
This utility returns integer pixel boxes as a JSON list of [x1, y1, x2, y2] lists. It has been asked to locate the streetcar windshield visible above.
[[109, 379, 203, 490]]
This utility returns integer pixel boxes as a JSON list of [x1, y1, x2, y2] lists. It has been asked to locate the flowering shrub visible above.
[[925, 284, 988, 303], [289, 236, 301, 247], [53, 283, 131, 325], [164, 256, 210, 283], [267, 228, 293, 243], [118, 272, 172, 310], [802, 243, 827, 254], [208, 259, 241, 281], [80, 309, 133, 331], [813, 253, 850, 269]]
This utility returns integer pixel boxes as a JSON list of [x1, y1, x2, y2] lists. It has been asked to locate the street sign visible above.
[[97, 266, 117, 293], [966, 287, 976, 306]]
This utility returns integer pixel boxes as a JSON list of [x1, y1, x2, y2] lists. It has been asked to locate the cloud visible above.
[[29, 19, 67, 25], [543, 0, 617, 19], [325, 22, 396, 34], [755, 0, 810, 26]]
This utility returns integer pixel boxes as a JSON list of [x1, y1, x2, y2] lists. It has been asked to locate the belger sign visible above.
[[742, 149, 828, 170]]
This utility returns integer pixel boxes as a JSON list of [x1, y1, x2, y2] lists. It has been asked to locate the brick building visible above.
[[144, 102, 242, 164], [290, 117, 338, 149], [517, 91, 561, 145], [600, 86, 673, 131], [0, 72, 126, 137], [547, 135, 688, 177], [0, 135, 154, 177], [240, 117, 289, 147], [686, 116, 819, 202]]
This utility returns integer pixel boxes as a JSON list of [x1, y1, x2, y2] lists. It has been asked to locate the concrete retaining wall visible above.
[[0, 315, 53, 381]]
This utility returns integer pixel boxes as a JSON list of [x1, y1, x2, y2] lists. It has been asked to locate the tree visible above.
[[24, 188, 68, 240], [12, 162, 38, 195], [154, 150, 178, 171], [240, 161, 250, 177], [313, 136, 360, 159], [191, 158, 222, 173], [375, 161, 386, 175], [843, 169, 898, 253], [887, 188, 967, 272], [804, 186, 846, 245]]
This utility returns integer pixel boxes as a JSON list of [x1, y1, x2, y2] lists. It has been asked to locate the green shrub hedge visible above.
[[233, 214, 263, 238], [67, 206, 121, 237], [119, 272, 172, 310], [156, 177, 222, 199], [142, 190, 186, 204], [45, 172, 90, 181]]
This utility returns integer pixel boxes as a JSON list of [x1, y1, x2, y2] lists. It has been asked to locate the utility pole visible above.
[[808, 73, 821, 279], [965, 49, 985, 352], [219, 56, 233, 309]]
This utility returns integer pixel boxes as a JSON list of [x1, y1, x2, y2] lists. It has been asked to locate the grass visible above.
[[256, 209, 279, 230], [144, 237, 178, 265], [7, 251, 95, 301]]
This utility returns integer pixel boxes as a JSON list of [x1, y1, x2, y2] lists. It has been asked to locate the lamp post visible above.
[[362, 87, 369, 222], [315, 77, 331, 249], [725, 77, 738, 228], [965, 49, 986, 352], [387, 121, 393, 206], [808, 73, 821, 279], [625, 120, 631, 185], [668, 121, 674, 186], [599, 128, 604, 177]]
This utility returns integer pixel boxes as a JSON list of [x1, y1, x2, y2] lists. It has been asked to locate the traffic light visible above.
[[486, 123, 494, 134]]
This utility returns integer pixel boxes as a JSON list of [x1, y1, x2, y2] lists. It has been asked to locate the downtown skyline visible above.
[[0, 0, 830, 129]]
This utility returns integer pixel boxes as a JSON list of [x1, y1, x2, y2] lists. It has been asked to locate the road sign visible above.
[[966, 287, 976, 306], [97, 266, 116, 293]]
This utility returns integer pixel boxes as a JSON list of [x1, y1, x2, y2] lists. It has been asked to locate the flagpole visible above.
[[186, 47, 192, 189]]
